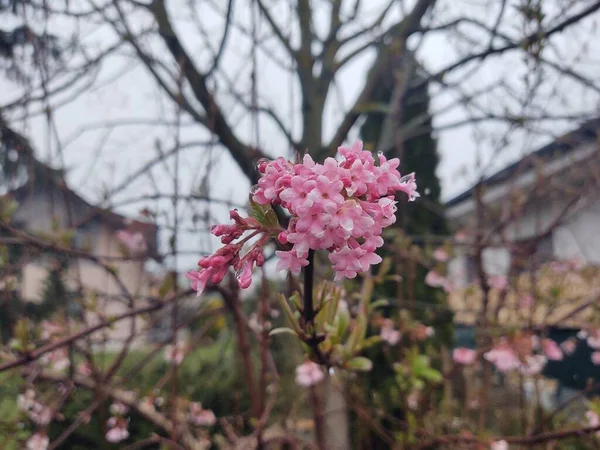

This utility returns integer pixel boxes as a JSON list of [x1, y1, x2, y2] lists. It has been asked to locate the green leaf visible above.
[[368, 299, 390, 314], [346, 356, 373, 372], [248, 197, 279, 228], [420, 368, 443, 383], [277, 294, 302, 335], [269, 327, 298, 337]]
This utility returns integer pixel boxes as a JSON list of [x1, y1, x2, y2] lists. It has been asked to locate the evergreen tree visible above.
[[352, 52, 452, 450]]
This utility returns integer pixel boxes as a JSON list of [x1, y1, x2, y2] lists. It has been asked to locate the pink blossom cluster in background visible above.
[[105, 402, 130, 443], [26, 432, 49, 450], [453, 347, 477, 365], [295, 360, 325, 387], [116, 229, 147, 254], [18, 389, 52, 426], [188, 402, 217, 427], [164, 340, 188, 366], [483, 336, 565, 376], [380, 318, 401, 345], [186, 141, 418, 295]]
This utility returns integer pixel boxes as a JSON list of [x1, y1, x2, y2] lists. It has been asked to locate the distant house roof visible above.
[[1, 116, 161, 261], [9, 178, 161, 262], [445, 118, 600, 208]]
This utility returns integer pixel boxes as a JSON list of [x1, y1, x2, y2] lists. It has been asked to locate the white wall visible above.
[[448, 194, 600, 286]]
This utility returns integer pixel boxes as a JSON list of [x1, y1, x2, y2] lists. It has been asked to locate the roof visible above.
[[9, 179, 161, 262], [445, 118, 600, 208], [1, 116, 160, 261]]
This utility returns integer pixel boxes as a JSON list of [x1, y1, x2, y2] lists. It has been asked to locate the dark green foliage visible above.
[[354, 54, 452, 449]]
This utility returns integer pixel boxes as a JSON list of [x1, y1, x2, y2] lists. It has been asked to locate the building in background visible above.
[[444, 118, 600, 405], [3, 160, 161, 349]]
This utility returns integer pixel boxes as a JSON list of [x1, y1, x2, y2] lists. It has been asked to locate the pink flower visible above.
[[425, 270, 447, 288], [520, 355, 547, 376], [453, 347, 477, 365], [380, 319, 401, 345], [188, 142, 418, 291], [295, 361, 324, 387], [585, 410, 600, 437], [587, 410, 600, 426], [587, 330, 600, 349], [105, 417, 129, 443], [275, 250, 309, 275], [109, 402, 129, 416], [433, 248, 448, 262], [189, 402, 217, 426], [560, 339, 577, 355], [40, 348, 69, 372], [77, 362, 93, 377], [164, 341, 187, 365], [116, 230, 147, 253], [490, 440, 508, 450], [40, 321, 64, 340], [542, 339, 563, 361], [29, 402, 52, 426], [407, 390, 420, 410], [484, 342, 521, 372], [592, 351, 600, 365], [26, 432, 49, 450], [18, 389, 36, 412]]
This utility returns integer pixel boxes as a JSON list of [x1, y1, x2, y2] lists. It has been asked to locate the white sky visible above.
[[2, 0, 600, 270]]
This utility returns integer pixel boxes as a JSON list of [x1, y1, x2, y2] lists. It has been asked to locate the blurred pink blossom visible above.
[[425, 270, 446, 288], [587, 330, 600, 349], [295, 361, 324, 387], [189, 402, 217, 426], [484, 342, 521, 372], [560, 339, 577, 355], [433, 248, 448, 262], [490, 440, 508, 450], [542, 339, 563, 361], [164, 341, 187, 365], [109, 402, 129, 416], [105, 417, 129, 443], [453, 347, 477, 365], [26, 432, 49, 450], [117, 230, 147, 254], [520, 355, 547, 376], [585, 410, 600, 436], [380, 319, 401, 345], [77, 362, 93, 377], [592, 352, 600, 365]]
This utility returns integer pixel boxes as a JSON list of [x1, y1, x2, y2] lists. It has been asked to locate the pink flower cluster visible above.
[[185, 211, 266, 296], [18, 389, 52, 426], [255, 141, 418, 280], [186, 141, 417, 295], [295, 360, 325, 387], [116, 230, 147, 254], [26, 432, 49, 450], [106, 402, 129, 443], [453, 347, 477, 365], [380, 319, 401, 345], [188, 402, 217, 427], [483, 336, 564, 375]]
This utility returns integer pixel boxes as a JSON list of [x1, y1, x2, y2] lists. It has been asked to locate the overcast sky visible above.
[[2, 0, 600, 270]]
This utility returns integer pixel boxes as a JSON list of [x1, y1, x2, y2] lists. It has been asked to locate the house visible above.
[[1, 149, 161, 349], [444, 118, 600, 400], [446, 118, 600, 291]]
